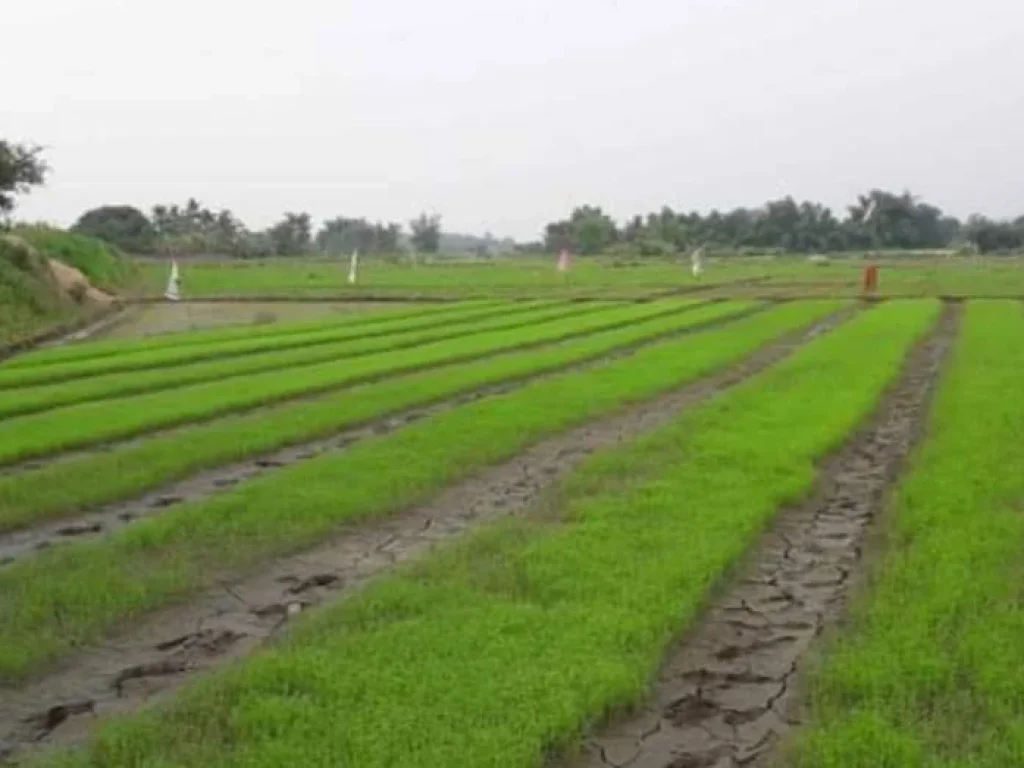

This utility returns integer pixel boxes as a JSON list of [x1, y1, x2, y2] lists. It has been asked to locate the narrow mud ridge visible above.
[[0, 310, 854, 765], [568, 303, 959, 768], [0, 304, 774, 567]]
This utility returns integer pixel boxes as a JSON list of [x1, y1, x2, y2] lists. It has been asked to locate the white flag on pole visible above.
[[557, 249, 571, 273], [690, 246, 705, 279], [347, 249, 359, 285], [164, 260, 181, 302]]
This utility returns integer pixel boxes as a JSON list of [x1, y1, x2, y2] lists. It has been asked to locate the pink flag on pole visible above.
[[557, 249, 571, 273]]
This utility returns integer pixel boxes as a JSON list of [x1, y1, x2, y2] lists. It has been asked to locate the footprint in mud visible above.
[[56, 522, 102, 537], [665, 694, 718, 724], [22, 701, 94, 739], [150, 495, 183, 509], [113, 659, 189, 695], [281, 573, 340, 594], [155, 629, 244, 655], [254, 458, 285, 469], [253, 600, 309, 620]]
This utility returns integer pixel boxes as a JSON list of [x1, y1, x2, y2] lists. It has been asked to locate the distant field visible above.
[[134, 253, 1024, 300]]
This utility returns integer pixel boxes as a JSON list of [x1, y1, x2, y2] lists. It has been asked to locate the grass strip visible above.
[[785, 301, 1024, 768], [0, 300, 559, 389], [0, 300, 703, 466], [0, 300, 768, 533], [2, 300, 497, 370], [0, 302, 619, 418], [34, 300, 940, 767], [0, 300, 847, 680]]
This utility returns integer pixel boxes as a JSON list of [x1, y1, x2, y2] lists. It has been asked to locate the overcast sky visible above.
[[4, 0, 1023, 240]]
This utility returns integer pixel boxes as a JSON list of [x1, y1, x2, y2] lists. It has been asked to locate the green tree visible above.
[[0, 141, 48, 218], [72, 205, 156, 253], [570, 206, 618, 255], [545, 206, 618, 255], [964, 215, 1024, 254], [409, 213, 441, 253], [267, 212, 313, 256], [316, 217, 403, 254]]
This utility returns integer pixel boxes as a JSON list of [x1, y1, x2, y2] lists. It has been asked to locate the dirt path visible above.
[[0, 304, 774, 566], [0, 310, 855, 765], [566, 303, 959, 768]]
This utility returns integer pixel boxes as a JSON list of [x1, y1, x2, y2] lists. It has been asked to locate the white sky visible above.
[[4, 0, 1024, 239]]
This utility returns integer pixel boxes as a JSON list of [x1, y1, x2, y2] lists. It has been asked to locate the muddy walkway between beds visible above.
[[0, 310, 853, 764], [567, 303, 959, 768], [0, 304, 774, 567]]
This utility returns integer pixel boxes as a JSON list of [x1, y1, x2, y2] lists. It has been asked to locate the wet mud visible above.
[[0, 309, 851, 764], [567, 303, 958, 768], [0, 303, 772, 567]]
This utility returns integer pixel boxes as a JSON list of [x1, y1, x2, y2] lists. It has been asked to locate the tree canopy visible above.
[[541, 190, 998, 255], [0, 141, 48, 218], [409, 213, 442, 253], [72, 205, 156, 253]]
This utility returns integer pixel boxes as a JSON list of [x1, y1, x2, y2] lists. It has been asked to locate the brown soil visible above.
[[46, 260, 114, 308], [0, 309, 854, 764], [565, 303, 959, 768]]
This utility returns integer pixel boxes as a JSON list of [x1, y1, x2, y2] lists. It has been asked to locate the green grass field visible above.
[[132, 254, 1024, 301], [0, 275, 1022, 767]]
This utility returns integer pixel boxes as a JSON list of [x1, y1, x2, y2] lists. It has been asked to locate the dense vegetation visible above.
[[0, 140, 47, 218], [72, 200, 445, 258], [541, 192, 1024, 255], [0, 235, 74, 346], [0, 228, 133, 347], [73, 190, 1024, 260]]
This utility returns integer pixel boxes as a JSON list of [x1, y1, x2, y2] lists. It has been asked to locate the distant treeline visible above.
[[58, 192, 1024, 260], [538, 191, 1024, 255], [70, 201, 527, 259], [69, 202, 450, 258], [6, 143, 1024, 259]]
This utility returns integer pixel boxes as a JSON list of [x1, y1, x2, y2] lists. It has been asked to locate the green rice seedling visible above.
[[33, 300, 940, 767]]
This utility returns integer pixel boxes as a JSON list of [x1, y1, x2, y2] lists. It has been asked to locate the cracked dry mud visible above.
[[0, 310, 850, 764], [568, 304, 958, 768], [0, 303, 770, 568]]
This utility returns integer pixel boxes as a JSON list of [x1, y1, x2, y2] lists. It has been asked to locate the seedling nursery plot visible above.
[[0, 294, 1021, 768]]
